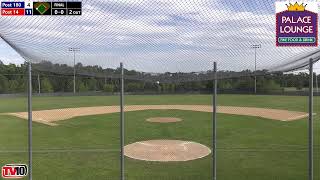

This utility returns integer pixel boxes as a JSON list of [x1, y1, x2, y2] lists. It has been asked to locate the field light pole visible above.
[[68, 48, 80, 94], [308, 59, 314, 180], [156, 81, 160, 94], [212, 62, 217, 180], [27, 62, 33, 180], [120, 62, 125, 180], [251, 44, 261, 94]]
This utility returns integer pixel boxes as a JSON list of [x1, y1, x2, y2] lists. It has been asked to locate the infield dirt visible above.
[[5, 105, 309, 126]]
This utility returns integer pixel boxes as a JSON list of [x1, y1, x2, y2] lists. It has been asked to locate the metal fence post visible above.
[[308, 59, 313, 180], [73, 51, 76, 94], [254, 48, 257, 94], [213, 62, 217, 180], [315, 73, 318, 94], [120, 62, 125, 180], [37, 74, 40, 94], [28, 62, 33, 180]]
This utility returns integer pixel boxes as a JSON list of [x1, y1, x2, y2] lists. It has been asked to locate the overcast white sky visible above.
[[0, 0, 320, 73]]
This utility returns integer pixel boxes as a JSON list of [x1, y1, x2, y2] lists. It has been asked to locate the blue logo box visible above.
[[1, 2, 25, 8]]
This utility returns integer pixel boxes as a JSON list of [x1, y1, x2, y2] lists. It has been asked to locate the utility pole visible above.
[[251, 44, 261, 94], [68, 48, 80, 94], [156, 81, 160, 94]]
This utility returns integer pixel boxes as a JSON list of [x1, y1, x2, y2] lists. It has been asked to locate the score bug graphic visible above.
[[33, 2, 51, 15], [2, 164, 28, 179], [0, 1, 82, 16]]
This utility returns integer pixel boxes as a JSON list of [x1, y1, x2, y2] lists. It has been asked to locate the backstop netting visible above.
[[0, 64, 28, 179], [0, 0, 319, 179]]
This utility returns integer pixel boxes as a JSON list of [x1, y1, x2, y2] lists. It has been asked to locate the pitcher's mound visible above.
[[146, 117, 182, 123], [124, 140, 211, 162]]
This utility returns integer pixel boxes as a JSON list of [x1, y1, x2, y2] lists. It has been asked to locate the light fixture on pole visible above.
[[68, 47, 80, 94], [251, 44, 261, 94], [156, 81, 160, 94]]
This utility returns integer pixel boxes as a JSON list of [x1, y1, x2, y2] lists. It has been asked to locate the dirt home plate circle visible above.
[[146, 117, 182, 123], [124, 140, 211, 162]]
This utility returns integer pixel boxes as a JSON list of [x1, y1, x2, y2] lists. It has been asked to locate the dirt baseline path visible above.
[[5, 105, 309, 126]]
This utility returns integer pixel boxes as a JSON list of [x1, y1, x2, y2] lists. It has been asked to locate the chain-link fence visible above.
[[0, 61, 319, 180], [0, 68, 28, 180]]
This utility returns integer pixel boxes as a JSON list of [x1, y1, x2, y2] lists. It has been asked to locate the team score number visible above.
[[68, 9, 81, 15], [26, 2, 32, 8], [53, 9, 66, 15], [25, 9, 32, 15]]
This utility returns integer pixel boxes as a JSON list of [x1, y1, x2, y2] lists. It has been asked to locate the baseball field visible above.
[[0, 94, 319, 180]]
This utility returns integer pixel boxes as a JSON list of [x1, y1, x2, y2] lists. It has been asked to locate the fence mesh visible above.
[[0, 61, 319, 180], [0, 67, 28, 180], [30, 72, 121, 179]]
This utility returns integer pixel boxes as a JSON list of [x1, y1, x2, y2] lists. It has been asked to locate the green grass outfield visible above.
[[0, 94, 319, 180]]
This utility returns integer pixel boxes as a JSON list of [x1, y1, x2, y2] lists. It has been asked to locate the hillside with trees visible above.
[[0, 60, 316, 94]]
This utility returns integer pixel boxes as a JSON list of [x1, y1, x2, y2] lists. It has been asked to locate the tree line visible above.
[[0, 61, 316, 94]]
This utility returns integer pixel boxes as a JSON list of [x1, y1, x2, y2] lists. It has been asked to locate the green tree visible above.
[[0, 74, 9, 93], [127, 82, 142, 92], [103, 84, 114, 92], [234, 78, 254, 90], [161, 83, 169, 92], [79, 82, 88, 92], [87, 77, 97, 91], [219, 80, 232, 89], [12, 77, 27, 93], [8, 80, 19, 93], [258, 79, 282, 92], [169, 84, 175, 93], [41, 78, 53, 93]]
